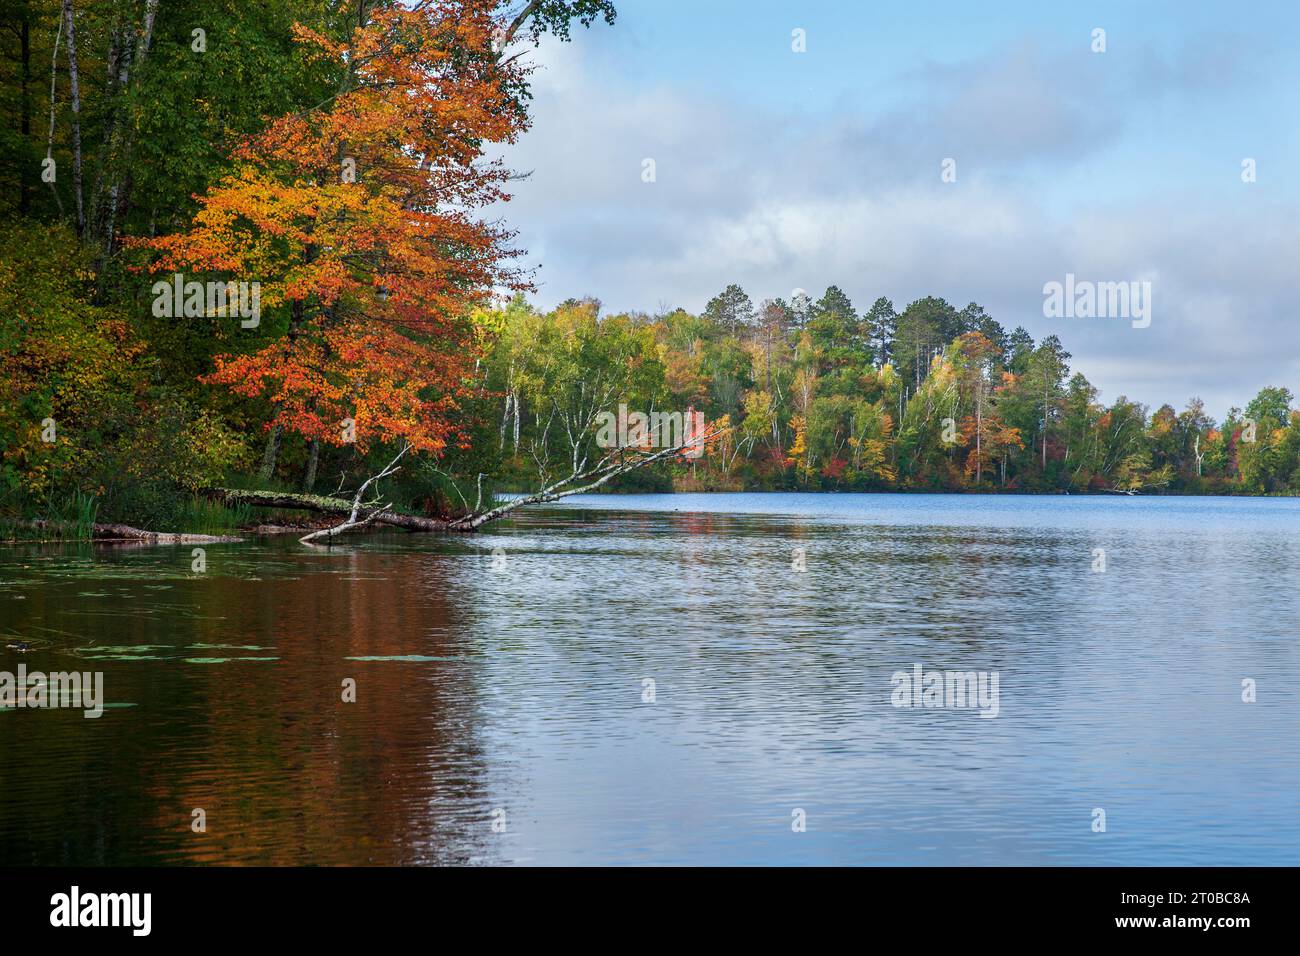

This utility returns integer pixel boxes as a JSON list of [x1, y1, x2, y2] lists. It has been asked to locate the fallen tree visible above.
[[443, 433, 717, 530], [91, 523, 242, 544], [203, 425, 725, 540], [201, 488, 448, 532], [297, 445, 409, 545], [18, 520, 241, 544]]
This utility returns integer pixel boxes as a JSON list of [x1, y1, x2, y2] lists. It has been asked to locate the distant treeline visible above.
[[480, 287, 1298, 495]]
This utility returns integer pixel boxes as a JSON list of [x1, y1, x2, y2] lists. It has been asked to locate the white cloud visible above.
[[492, 36, 1299, 417]]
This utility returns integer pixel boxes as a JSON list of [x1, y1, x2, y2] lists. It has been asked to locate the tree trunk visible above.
[[297, 506, 392, 544], [89, 20, 121, 237], [90, 523, 239, 544], [92, 0, 160, 258], [203, 488, 447, 533], [44, 10, 64, 218], [303, 439, 320, 491], [258, 424, 283, 482], [21, 519, 240, 544], [61, 0, 84, 233], [499, 391, 511, 450]]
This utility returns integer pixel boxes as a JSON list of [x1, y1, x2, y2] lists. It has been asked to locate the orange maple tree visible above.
[[133, 0, 530, 456]]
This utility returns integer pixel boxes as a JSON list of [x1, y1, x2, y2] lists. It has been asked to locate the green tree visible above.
[[893, 296, 959, 390], [703, 283, 755, 331], [863, 296, 897, 365]]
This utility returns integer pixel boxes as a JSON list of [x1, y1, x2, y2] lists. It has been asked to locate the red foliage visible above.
[[133, 1, 530, 453]]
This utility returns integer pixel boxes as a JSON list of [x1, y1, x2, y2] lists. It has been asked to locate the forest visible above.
[[2, 0, 1297, 541], [480, 289, 1298, 496]]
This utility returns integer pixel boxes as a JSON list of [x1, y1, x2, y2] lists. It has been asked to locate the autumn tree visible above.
[[135, 0, 532, 488]]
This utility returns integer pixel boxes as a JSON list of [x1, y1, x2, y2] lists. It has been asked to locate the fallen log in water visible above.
[[201, 487, 448, 532], [204, 426, 730, 539], [91, 523, 243, 544], [15, 519, 242, 544]]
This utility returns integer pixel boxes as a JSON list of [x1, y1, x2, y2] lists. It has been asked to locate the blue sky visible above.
[[496, 0, 1300, 417]]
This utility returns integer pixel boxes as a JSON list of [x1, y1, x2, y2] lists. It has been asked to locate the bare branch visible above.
[[299, 503, 394, 545], [297, 443, 411, 544], [446, 425, 729, 531]]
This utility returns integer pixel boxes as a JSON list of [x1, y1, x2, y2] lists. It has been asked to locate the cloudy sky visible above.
[[493, 0, 1300, 417]]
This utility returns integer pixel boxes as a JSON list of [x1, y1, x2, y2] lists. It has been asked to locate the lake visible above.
[[2, 493, 1298, 865]]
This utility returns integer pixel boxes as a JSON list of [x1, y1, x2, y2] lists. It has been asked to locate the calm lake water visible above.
[[2, 493, 1298, 865]]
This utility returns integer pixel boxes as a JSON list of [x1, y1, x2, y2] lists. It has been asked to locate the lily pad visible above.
[[187, 643, 269, 651], [74, 644, 170, 654]]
